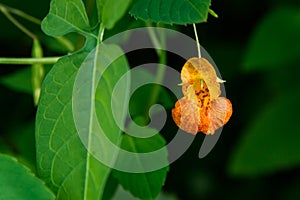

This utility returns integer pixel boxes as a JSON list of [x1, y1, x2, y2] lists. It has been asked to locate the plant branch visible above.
[[147, 25, 163, 55], [98, 23, 105, 43], [55, 37, 75, 52], [0, 3, 41, 24], [0, 3, 75, 52], [147, 24, 167, 108], [0, 57, 60, 65], [0, 5, 36, 40]]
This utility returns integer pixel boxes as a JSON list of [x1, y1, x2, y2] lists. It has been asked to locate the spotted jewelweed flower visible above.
[[172, 57, 232, 135]]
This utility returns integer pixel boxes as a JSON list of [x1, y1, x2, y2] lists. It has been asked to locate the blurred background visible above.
[[0, 0, 300, 199]]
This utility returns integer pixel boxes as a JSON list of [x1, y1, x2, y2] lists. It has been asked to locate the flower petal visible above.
[[172, 97, 200, 135], [206, 97, 233, 134], [181, 57, 221, 100]]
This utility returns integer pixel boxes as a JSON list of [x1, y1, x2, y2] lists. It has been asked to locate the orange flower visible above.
[[172, 57, 232, 135]]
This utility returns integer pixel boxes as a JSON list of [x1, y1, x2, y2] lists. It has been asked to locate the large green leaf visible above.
[[113, 126, 169, 199], [0, 154, 55, 200], [228, 93, 300, 177], [97, 0, 133, 29], [36, 52, 89, 198], [243, 7, 300, 70], [130, 0, 211, 24], [41, 0, 91, 37], [36, 44, 130, 199]]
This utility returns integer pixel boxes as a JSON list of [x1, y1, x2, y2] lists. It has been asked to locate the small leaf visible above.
[[97, 0, 133, 29], [0, 154, 55, 200], [130, 0, 211, 25], [228, 94, 300, 177], [113, 130, 169, 199], [243, 7, 300, 70], [41, 0, 91, 37]]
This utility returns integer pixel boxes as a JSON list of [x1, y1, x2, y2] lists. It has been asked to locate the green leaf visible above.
[[113, 129, 169, 199], [36, 45, 130, 199], [243, 7, 300, 70], [0, 154, 55, 200], [36, 52, 89, 198], [41, 0, 91, 37], [130, 0, 211, 25], [97, 0, 133, 29], [228, 93, 300, 177]]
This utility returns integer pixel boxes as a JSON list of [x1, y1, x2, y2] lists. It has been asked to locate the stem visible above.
[[98, 23, 105, 43], [0, 3, 75, 52], [147, 25, 162, 54], [0, 3, 41, 24], [0, 5, 36, 40], [193, 24, 201, 58], [83, 23, 105, 200], [155, 28, 167, 82], [0, 57, 60, 65], [55, 37, 75, 52], [80, 31, 98, 40], [147, 25, 167, 108]]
